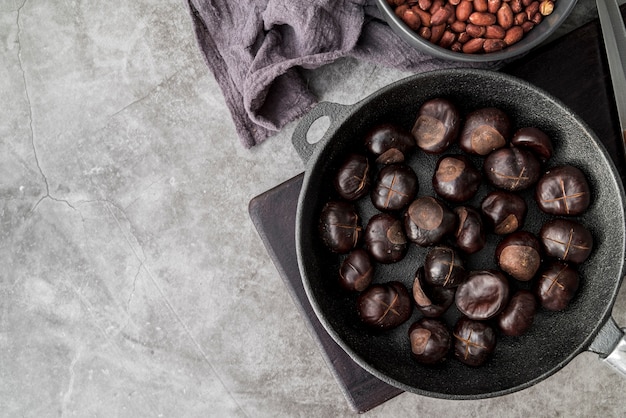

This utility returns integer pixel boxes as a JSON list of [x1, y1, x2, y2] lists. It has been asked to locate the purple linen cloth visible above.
[[188, 0, 497, 148]]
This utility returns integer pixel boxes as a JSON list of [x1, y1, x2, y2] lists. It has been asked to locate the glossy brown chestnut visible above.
[[432, 154, 482, 202], [424, 246, 467, 288], [459, 107, 511, 156], [483, 146, 541, 191], [510, 127, 553, 161], [334, 153, 371, 201], [409, 318, 451, 364], [411, 98, 461, 154], [357, 281, 412, 330], [481, 190, 527, 235], [365, 123, 416, 164], [497, 290, 537, 336], [453, 317, 496, 367], [319, 201, 362, 254], [371, 164, 419, 211], [495, 231, 542, 281], [455, 270, 510, 320], [540, 218, 593, 264], [535, 165, 591, 216], [454, 206, 486, 254], [412, 267, 456, 318], [404, 196, 457, 246], [365, 213, 408, 264], [339, 249, 374, 292], [536, 261, 579, 311]]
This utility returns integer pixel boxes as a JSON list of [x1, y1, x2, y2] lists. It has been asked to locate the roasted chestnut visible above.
[[459, 107, 511, 156], [357, 281, 412, 330], [540, 218, 593, 264], [510, 127, 553, 161], [424, 246, 467, 288], [536, 261, 579, 311], [339, 249, 374, 292], [455, 270, 510, 320], [495, 231, 542, 281], [454, 206, 486, 254], [497, 290, 537, 336], [365, 123, 416, 164], [411, 98, 461, 154], [404, 196, 457, 246], [432, 154, 482, 202], [334, 153, 371, 201], [453, 317, 496, 367], [483, 146, 541, 191], [319, 201, 362, 253], [412, 267, 456, 317], [409, 318, 451, 364], [364, 213, 408, 264], [535, 165, 591, 216], [481, 190, 527, 235], [371, 164, 419, 211]]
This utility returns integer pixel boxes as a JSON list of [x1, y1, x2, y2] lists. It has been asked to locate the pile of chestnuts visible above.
[[318, 97, 593, 367]]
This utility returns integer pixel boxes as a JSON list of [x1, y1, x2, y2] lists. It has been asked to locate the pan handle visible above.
[[588, 316, 626, 376], [291, 102, 350, 165]]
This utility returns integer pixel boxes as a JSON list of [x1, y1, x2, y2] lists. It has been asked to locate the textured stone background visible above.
[[3, 0, 626, 416]]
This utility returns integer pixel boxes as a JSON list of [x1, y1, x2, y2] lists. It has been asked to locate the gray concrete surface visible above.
[[3, 0, 626, 416]]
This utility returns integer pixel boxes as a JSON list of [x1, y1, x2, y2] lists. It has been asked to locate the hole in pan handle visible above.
[[291, 102, 350, 165], [588, 316, 626, 377]]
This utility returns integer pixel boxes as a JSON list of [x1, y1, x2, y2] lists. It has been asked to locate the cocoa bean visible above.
[[469, 12, 497, 26], [485, 24, 506, 39], [418, 0, 432, 11], [456, 0, 473, 21], [466, 23, 487, 38], [483, 38, 507, 52], [497, 4, 514, 29], [450, 20, 467, 33], [525, 1, 540, 20], [438, 30, 457, 48], [462, 37, 485, 53], [402, 9, 423, 30], [503, 25, 524, 45], [431, 7, 452, 25], [474, 0, 489, 12], [488, 0, 502, 14]]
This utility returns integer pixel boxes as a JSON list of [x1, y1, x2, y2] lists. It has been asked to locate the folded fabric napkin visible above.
[[188, 0, 498, 148]]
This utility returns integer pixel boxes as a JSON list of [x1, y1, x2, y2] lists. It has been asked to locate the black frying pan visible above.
[[293, 69, 626, 399]]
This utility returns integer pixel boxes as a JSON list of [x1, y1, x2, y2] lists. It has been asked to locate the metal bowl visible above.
[[374, 0, 579, 62]]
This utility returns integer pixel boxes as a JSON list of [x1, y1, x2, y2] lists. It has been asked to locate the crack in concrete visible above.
[[17, 1, 79, 216], [125, 257, 145, 314], [60, 344, 82, 417], [13, 8, 246, 413], [102, 198, 251, 418], [108, 69, 182, 120]]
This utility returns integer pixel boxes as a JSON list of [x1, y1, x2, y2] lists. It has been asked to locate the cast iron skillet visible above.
[[292, 69, 626, 399]]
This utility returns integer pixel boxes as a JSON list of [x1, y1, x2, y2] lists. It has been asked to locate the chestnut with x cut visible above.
[[453, 317, 496, 367], [483, 146, 541, 191], [540, 218, 593, 264], [357, 281, 412, 330], [535, 165, 591, 215], [371, 163, 419, 211]]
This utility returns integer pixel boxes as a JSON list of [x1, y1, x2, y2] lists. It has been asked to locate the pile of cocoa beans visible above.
[[387, 0, 555, 54]]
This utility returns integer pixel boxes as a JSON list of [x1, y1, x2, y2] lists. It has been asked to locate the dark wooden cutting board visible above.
[[249, 9, 626, 414]]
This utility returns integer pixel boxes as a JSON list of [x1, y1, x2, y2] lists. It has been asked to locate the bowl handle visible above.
[[588, 316, 626, 376], [291, 102, 350, 165]]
